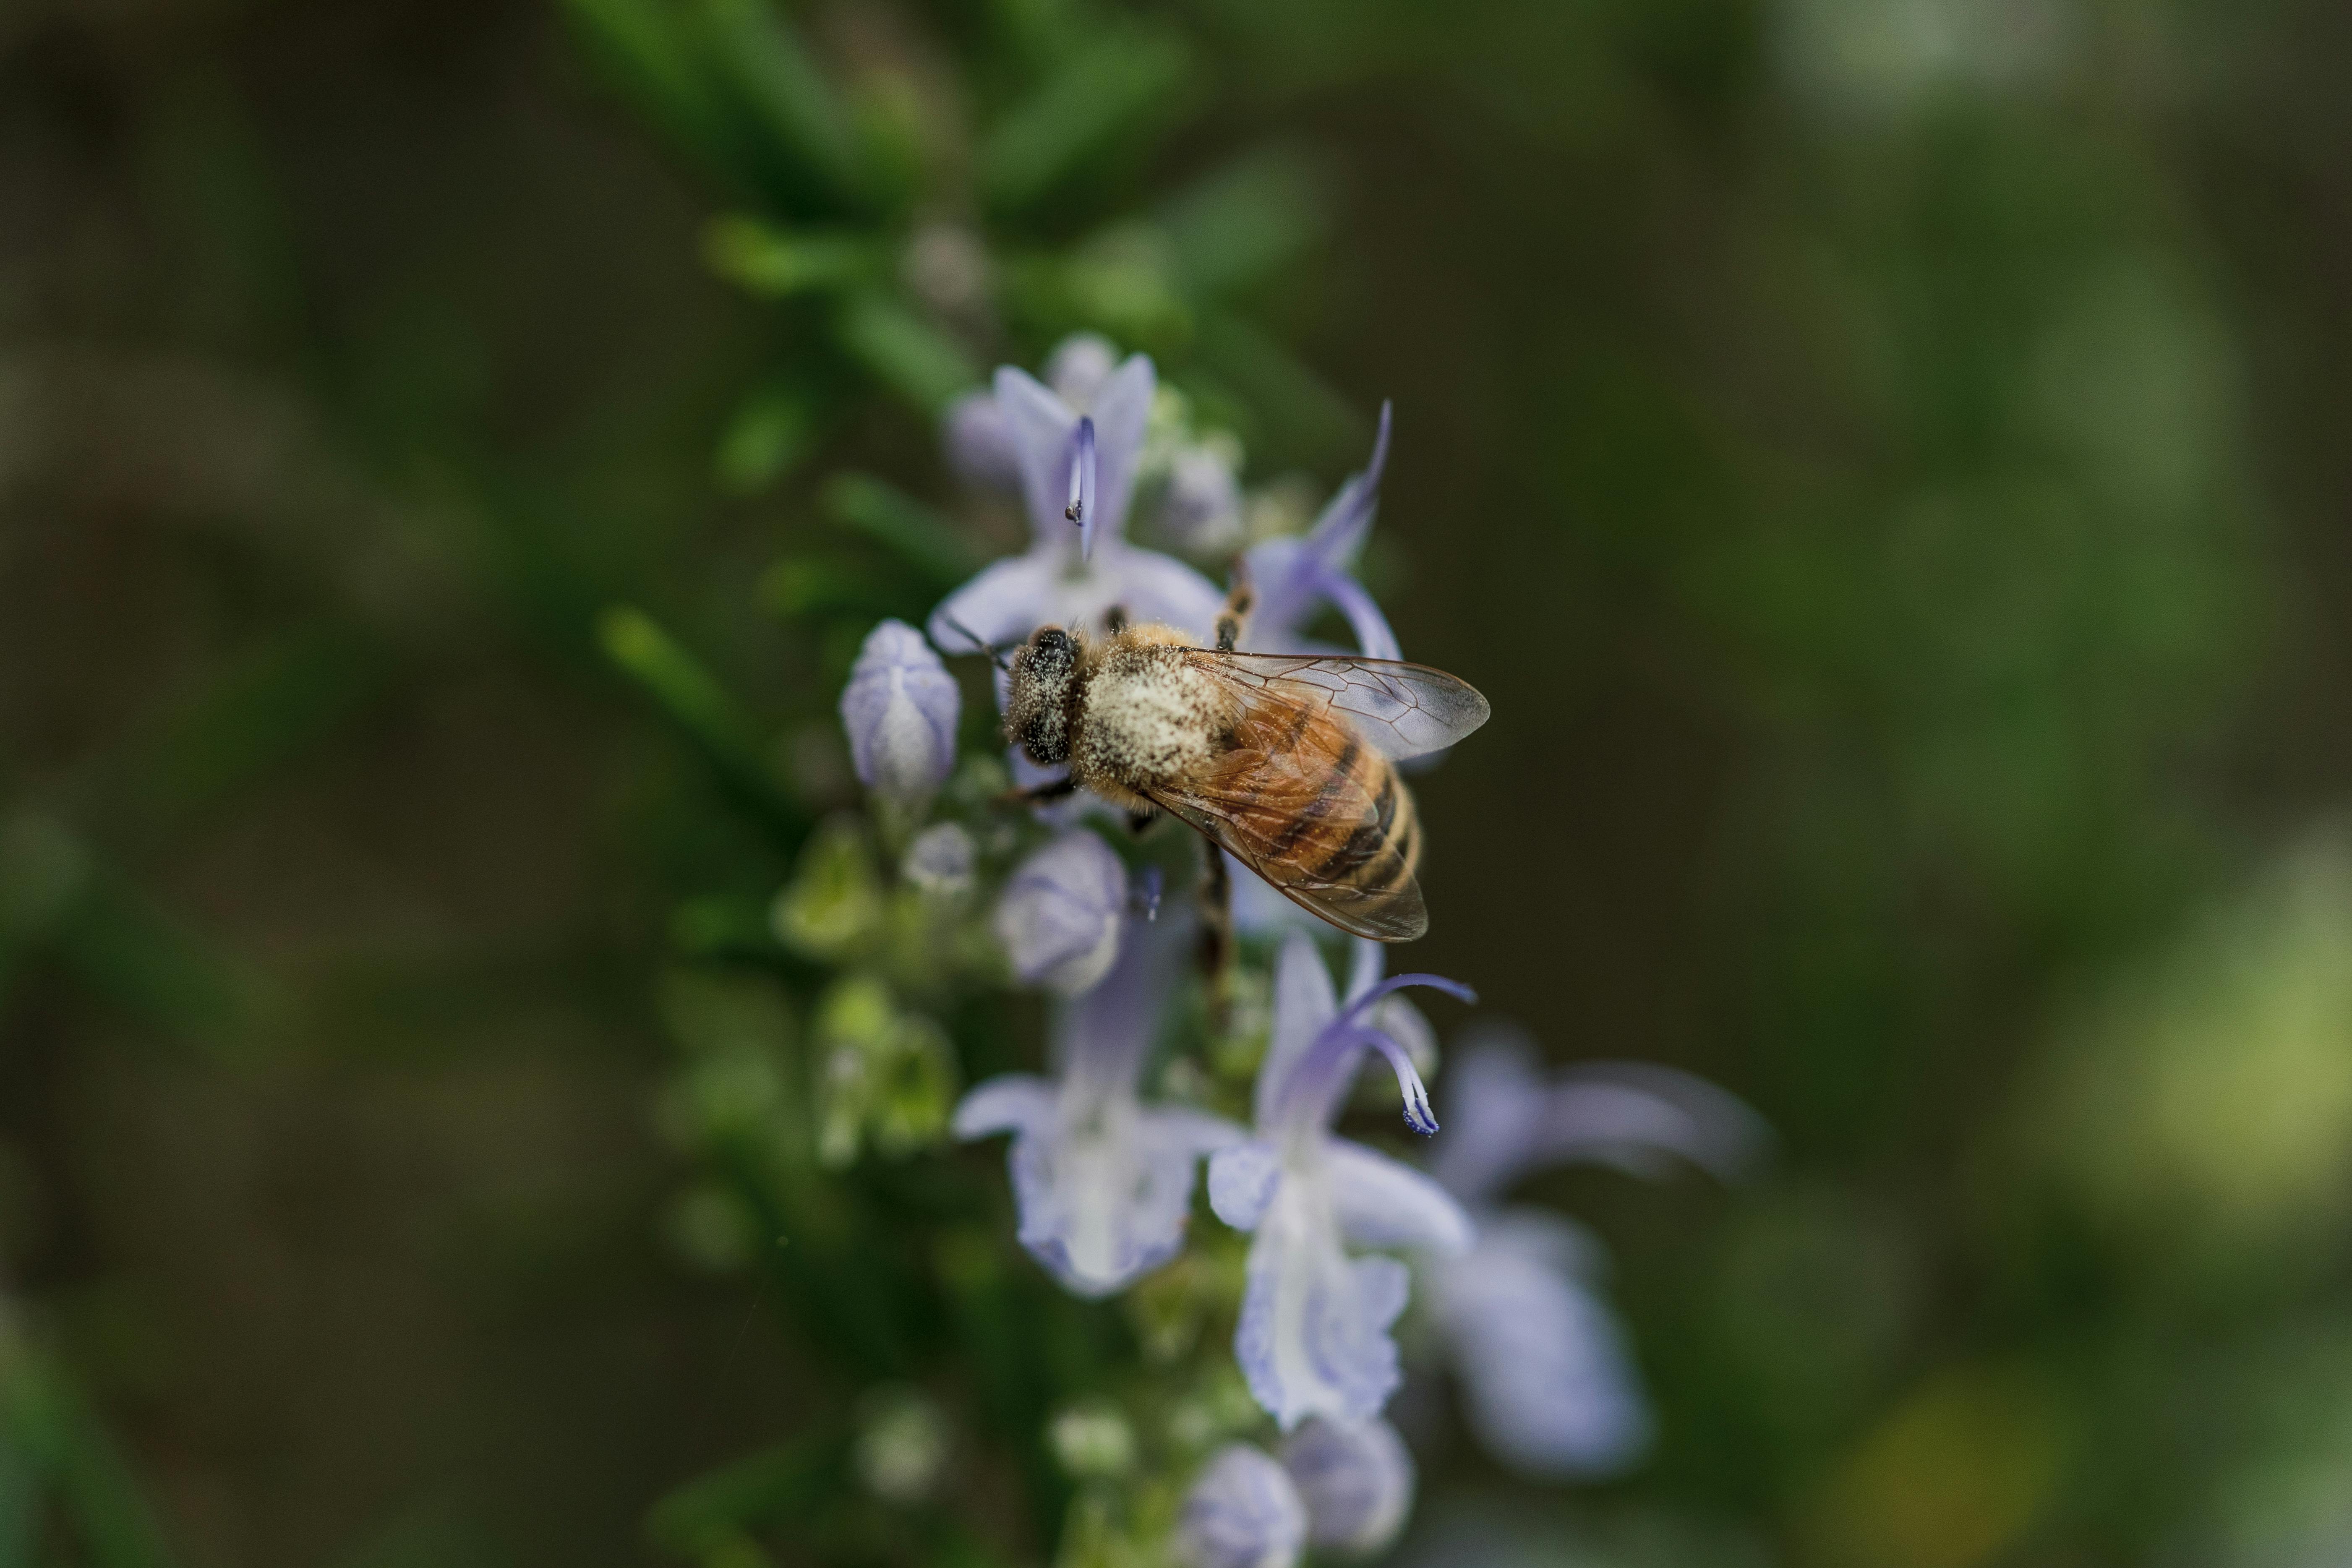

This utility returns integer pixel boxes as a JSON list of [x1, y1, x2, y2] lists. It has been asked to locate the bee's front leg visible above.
[[999, 774, 1080, 808], [1214, 567, 1255, 653], [1104, 603, 1130, 636]]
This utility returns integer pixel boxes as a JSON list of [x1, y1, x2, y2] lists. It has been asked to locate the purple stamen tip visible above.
[[1066, 417, 1099, 561], [1136, 865, 1164, 922]]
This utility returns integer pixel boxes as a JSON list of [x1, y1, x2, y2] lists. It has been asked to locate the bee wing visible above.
[[1143, 691, 1430, 942], [1181, 651, 1490, 761]]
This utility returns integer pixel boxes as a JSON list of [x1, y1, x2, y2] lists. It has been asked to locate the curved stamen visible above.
[[1067, 416, 1099, 559], [1272, 973, 1474, 1140]]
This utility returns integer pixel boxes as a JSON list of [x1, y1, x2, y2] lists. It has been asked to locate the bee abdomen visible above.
[[1305, 751, 1421, 906]]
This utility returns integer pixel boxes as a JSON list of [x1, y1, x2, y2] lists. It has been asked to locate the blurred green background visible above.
[[8, 0, 2352, 1563]]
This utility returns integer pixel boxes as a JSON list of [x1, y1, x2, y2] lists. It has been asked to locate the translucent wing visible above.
[[1143, 689, 1430, 942], [1178, 651, 1489, 761]]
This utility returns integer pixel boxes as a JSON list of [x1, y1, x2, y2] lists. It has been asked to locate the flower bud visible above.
[[1279, 1418, 1415, 1558], [1158, 445, 1245, 554], [1046, 332, 1119, 410], [840, 620, 960, 806], [1174, 1444, 1307, 1568], [1049, 1399, 1136, 1479], [853, 1386, 948, 1504], [901, 822, 977, 900], [995, 831, 1127, 994], [944, 389, 1021, 493]]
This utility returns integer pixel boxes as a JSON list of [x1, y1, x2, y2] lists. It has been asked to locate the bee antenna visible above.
[[942, 614, 1013, 673]]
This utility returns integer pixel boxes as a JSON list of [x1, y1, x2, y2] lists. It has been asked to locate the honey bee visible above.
[[999, 616, 1490, 942]]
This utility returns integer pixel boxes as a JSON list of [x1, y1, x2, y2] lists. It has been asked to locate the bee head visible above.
[[1005, 625, 1080, 765]]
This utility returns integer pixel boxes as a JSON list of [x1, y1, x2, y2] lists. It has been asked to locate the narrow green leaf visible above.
[[756, 558, 898, 621], [819, 473, 979, 590], [561, 0, 745, 184], [1156, 144, 1331, 299], [56, 880, 250, 1049], [0, 1424, 38, 1568], [597, 607, 805, 837], [645, 1436, 838, 1554], [831, 292, 977, 414], [715, 382, 827, 494], [697, 0, 863, 211], [1, 1352, 175, 1568], [980, 29, 1194, 215], [704, 216, 874, 299]]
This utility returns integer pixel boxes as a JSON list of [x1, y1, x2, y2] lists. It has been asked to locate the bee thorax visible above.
[[1072, 652, 1222, 794]]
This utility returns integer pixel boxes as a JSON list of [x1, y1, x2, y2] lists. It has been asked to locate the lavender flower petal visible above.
[[1207, 1142, 1282, 1231], [951, 1075, 1057, 1140], [839, 619, 960, 802], [1045, 332, 1118, 408], [1326, 1140, 1474, 1255], [1002, 1098, 1237, 1297], [1279, 1417, 1415, 1558], [1159, 445, 1245, 552], [963, 911, 1242, 1297], [1431, 1211, 1652, 1478], [1431, 1029, 1769, 1201], [994, 831, 1126, 994], [1243, 404, 1395, 656], [995, 365, 1085, 547], [943, 389, 1021, 493], [1176, 1445, 1308, 1568], [1235, 1179, 1413, 1430]]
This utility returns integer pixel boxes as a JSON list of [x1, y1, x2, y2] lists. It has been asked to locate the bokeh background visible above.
[[8, 0, 2352, 1564]]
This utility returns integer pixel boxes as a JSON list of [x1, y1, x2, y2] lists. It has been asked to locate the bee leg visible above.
[[1214, 568, 1255, 653], [1125, 806, 1158, 838], [1197, 845, 1234, 1031], [999, 775, 1080, 808], [1104, 603, 1129, 636]]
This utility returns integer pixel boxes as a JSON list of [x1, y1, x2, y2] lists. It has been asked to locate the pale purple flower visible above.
[[1175, 1444, 1308, 1568], [943, 389, 1021, 493], [839, 619, 960, 804], [1424, 1028, 1767, 1478], [955, 909, 1243, 1297], [1280, 1417, 1415, 1558], [992, 830, 1127, 994], [1044, 332, 1119, 407], [1241, 404, 1399, 660], [1158, 444, 1245, 554], [1207, 933, 1475, 1430], [928, 347, 1224, 651]]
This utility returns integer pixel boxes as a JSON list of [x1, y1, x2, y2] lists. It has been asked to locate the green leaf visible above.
[[1157, 144, 1331, 299], [715, 381, 828, 494], [831, 292, 977, 414], [597, 607, 806, 837], [980, 28, 1194, 215], [645, 1436, 839, 1555], [703, 216, 875, 298], [56, 878, 251, 1050], [819, 473, 979, 590], [1, 1349, 176, 1568], [696, 0, 863, 211], [755, 557, 902, 621], [561, 0, 745, 185]]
